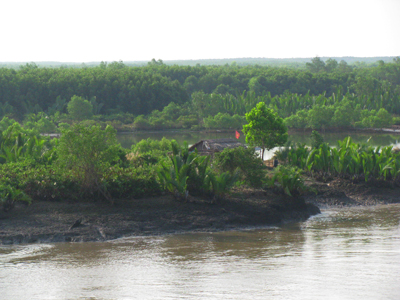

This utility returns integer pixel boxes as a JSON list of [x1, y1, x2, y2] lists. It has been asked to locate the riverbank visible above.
[[1, 178, 400, 245], [305, 177, 400, 207], [0, 188, 320, 245]]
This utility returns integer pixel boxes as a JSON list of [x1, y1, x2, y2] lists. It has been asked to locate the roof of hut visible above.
[[188, 138, 244, 153]]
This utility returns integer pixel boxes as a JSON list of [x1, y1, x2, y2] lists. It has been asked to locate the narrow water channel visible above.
[[1, 204, 399, 300], [116, 130, 400, 150]]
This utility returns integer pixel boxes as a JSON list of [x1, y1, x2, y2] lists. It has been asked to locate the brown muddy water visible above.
[[1, 205, 400, 300]]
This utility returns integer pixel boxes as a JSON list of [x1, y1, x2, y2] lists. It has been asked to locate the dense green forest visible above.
[[0, 57, 399, 131]]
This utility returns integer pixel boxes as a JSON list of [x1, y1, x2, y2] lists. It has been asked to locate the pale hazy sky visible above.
[[1, 0, 399, 62]]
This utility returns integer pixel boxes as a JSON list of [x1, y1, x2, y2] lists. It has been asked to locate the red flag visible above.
[[235, 130, 240, 139]]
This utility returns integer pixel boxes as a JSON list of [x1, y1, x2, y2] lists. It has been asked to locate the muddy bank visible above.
[[2, 179, 400, 245], [305, 178, 400, 207], [0, 189, 318, 245]]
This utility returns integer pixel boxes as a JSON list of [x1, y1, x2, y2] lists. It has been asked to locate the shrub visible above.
[[133, 115, 152, 130], [0, 159, 161, 204], [0, 183, 31, 212], [177, 115, 198, 129], [268, 165, 311, 197], [284, 109, 308, 129], [131, 137, 174, 155], [23, 113, 58, 133], [102, 166, 161, 199], [56, 124, 120, 201], [203, 113, 246, 129], [0, 162, 80, 202], [213, 146, 266, 188]]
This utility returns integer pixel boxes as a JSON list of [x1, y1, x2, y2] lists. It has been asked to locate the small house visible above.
[[188, 138, 244, 156]]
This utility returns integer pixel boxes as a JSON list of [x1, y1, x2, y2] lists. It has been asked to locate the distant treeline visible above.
[[0, 57, 399, 128], [0, 56, 397, 68]]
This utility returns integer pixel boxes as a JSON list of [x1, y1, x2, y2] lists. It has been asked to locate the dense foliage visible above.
[[243, 102, 288, 159], [0, 57, 399, 132], [213, 146, 266, 188], [1, 57, 400, 211], [0, 123, 162, 211], [275, 135, 400, 184], [0, 121, 246, 211], [2, 116, 400, 212]]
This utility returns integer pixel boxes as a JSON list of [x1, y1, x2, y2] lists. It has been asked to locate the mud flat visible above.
[[0, 188, 319, 245], [1, 179, 399, 245]]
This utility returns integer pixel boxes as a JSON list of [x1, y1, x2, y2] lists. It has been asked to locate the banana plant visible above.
[[205, 171, 238, 202], [306, 143, 332, 173], [187, 155, 212, 196], [287, 143, 309, 169], [378, 158, 394, 181], [362, 152, 374, 182], [157, 151, 198, 201], [24, 134, 50, 162]]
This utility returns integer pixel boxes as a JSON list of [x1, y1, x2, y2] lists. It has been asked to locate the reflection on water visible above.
[[288, 131, 400, 148], [1, 205, 400, 300], [118, 131, 400, 161], [118, 131, 400, 150], [117, 130, 247, 149]]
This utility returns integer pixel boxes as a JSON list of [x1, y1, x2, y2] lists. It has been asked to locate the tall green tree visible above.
[[243, 102, 288, 160], [306, 57, 326, 73], [67, 95, 93, 121], [325, 58, 338, 72]]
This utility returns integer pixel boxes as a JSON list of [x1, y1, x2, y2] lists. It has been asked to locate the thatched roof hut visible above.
[[188, 139, 244, 156]]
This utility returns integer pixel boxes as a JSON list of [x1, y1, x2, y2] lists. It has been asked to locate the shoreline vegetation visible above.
[[1, 57, 400, 245], [1, 123, 400, 245]]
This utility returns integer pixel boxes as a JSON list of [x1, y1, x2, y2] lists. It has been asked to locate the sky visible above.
[[0, 0, 399, 62]]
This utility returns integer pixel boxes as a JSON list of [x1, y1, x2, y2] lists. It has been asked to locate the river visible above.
[[1, 204, 399, 300], [117, 130, 400, 160], [117, 130, 400, 149]]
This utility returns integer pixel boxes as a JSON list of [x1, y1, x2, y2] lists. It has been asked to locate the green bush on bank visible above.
[[0, 162, 80, 203], [213, 146, 267, 188], [0, 122, 166, 211], [268, 165, 311, 197], [0, 118, 258, 210], [0, 183, 31, 212], [0, 161, 161, 206]]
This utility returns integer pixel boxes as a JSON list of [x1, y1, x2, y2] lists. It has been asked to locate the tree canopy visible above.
[[243, 102, 288, 159], [67, 95, 93, 121], [0, 57, 399, 132]]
